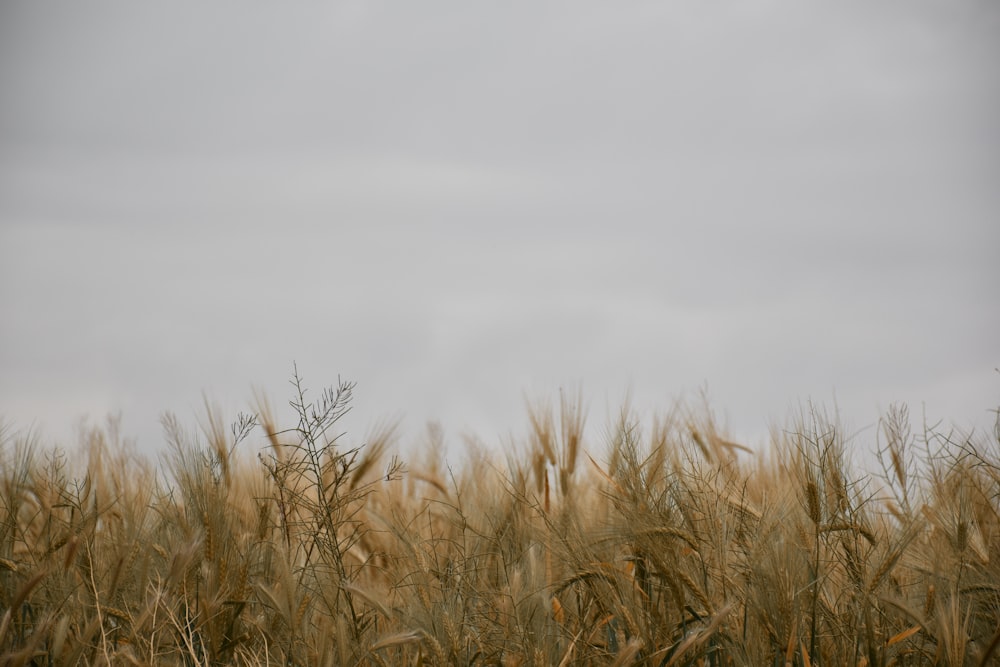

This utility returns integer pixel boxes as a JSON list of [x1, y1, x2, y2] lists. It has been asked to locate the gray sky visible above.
[[2, 1, 998, 458]]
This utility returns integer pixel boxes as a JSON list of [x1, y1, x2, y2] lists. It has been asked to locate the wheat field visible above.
[[2, 372, 998, 666]]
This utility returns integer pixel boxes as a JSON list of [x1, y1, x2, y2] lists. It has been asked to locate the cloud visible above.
[[1, 1, 997, 454]]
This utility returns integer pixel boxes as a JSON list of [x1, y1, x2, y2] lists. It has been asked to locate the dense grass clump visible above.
[[2, 372, 998, 666]]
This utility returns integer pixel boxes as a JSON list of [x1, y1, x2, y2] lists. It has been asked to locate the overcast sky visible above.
[[1, 1, 998, 459]]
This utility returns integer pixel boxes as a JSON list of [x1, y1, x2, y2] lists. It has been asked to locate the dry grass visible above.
[[1, 373, 998, 666]]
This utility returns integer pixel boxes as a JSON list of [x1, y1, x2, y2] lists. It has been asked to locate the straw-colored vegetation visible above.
[[2, 370, 998, 666]]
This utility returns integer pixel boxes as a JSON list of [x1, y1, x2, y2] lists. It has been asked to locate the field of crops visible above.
[[2, 374, 998, 666]]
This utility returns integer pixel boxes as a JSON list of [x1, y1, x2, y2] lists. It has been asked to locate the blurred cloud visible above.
[[1, 1, 998, 456]]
